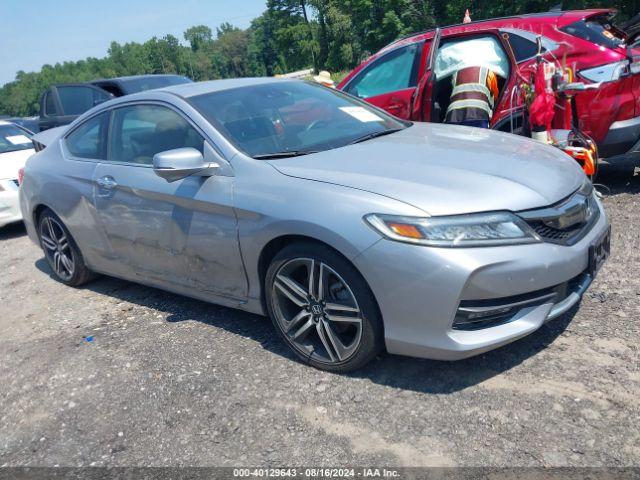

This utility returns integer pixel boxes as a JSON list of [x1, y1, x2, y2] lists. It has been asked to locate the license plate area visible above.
[[588, 226, 611, 278]]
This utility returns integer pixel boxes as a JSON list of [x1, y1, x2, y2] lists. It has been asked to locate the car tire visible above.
[[265, 242, 384, 372], [38, 208, 96, 287]]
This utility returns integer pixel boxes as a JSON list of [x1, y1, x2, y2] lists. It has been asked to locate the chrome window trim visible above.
[[62, 99, 232, 174], [62, 99, 231, 166]]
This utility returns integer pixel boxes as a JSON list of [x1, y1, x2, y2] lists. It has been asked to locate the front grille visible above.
[[519, 189, 599, 246], [11, 179, 19, 188], [527, 221, 585, 242]]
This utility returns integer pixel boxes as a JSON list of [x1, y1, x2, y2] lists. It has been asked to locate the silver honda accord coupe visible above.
[[20, 78, 610, 371]]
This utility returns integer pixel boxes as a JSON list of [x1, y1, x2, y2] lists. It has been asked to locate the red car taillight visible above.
[[18, 168, 25, 186]]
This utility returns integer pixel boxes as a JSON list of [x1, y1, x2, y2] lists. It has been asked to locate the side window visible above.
[[109, 105, 204, 165], [57, 86, 111, 116], [65, 112, 109, 159], [346, 43, 421, 99], [44, 92, 57, 116], [507, 33, 544, 63]]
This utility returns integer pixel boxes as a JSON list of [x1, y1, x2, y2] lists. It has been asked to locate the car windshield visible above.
[[0, 124, 33, 154], [119, 75, 193, 94], [189, 81, 409, 158]]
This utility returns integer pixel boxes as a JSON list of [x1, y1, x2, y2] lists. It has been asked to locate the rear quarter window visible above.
[[65, 112, 109, 159]]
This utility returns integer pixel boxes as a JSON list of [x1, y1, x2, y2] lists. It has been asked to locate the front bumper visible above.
[[352, 198, 610, 361], [599, 116, 640, 159], [0, 180, 22, 228]]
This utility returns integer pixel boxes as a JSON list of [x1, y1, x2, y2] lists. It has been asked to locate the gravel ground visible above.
[[0, 168, 638, 468]]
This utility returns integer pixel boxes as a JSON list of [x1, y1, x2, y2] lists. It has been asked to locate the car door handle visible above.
[[387, 102, 404, 111], [96, 176, 118, 189]]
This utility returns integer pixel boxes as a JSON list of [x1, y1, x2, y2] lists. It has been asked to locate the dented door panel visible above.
[[92, 162, 246, 299]]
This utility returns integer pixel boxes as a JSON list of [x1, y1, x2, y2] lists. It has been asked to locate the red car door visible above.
[[411, 28, 441, 122], [341, 41, 426, 120], [413, 28, 522, 128]]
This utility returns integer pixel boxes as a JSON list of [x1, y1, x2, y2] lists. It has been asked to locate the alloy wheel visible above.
[[40, 216, 75, 281], [271, 258, 363, 364]]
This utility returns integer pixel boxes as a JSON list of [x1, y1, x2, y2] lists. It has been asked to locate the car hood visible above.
[[268, 123, 585, 216], [0, 148, 34, 180]]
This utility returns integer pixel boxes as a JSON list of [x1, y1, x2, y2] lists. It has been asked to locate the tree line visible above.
[[0, 0, 635, 117]]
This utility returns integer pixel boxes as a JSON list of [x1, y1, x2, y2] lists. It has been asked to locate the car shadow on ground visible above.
[[354, 308, 578, 394], [35, 257, 578, 394], [0, 222, 27, 240], [595, 164, 639, 196]]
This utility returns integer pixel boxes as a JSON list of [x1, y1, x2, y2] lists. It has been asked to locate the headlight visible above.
[[578, 177, 593, 196], [579, 61, 629, 83], [578, 178, 598, 220], [364, 212, 541, 247]]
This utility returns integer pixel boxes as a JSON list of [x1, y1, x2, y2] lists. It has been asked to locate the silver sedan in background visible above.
[[20, 78, 610, 371]]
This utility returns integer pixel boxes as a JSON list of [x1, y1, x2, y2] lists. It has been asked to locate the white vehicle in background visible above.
[[0, 120, 34, 228]]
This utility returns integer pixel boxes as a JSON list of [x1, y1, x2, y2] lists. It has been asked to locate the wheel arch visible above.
[[32, 203, 51, 226], [256, 234, 383, 329], [30, 203, 88, 261]]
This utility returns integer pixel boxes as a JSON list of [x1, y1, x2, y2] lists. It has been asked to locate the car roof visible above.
[[91, 74, 189, 84], [383, 8, 614, 51], [156, 77, 288, 98]]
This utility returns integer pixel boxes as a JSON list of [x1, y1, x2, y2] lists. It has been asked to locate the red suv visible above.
[[338, 9, 640, 163]]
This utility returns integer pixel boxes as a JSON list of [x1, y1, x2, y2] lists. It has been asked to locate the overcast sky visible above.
[[0, 0, 267, 86]]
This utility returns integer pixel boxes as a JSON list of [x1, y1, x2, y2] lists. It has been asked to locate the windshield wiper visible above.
[[347, 128, 404, 145], [253, 150, 318, 159]]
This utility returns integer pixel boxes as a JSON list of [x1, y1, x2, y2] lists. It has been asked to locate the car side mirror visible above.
[[153, 147, 219, 182]]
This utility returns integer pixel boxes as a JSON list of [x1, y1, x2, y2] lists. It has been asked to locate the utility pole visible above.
[[300, 0, 318, 74], [188, 49, 195, 80]]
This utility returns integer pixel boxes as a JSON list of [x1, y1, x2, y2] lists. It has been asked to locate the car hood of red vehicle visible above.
[[268, 123, 586, 216]]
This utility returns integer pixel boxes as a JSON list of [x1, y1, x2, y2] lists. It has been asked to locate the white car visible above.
[[0, 120, 34, 228]]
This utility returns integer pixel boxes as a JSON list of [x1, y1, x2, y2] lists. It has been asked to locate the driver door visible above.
[[412, 28, 441, 122], [92, 103, 245, 299]]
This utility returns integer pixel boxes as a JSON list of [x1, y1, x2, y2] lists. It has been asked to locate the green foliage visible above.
[[184, 25, 213, 52], [0, 1, 636, 116]]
